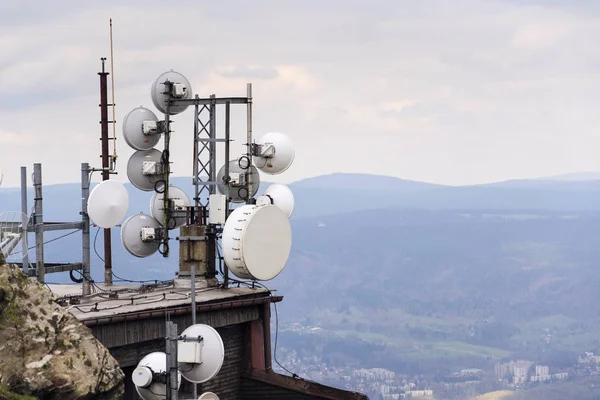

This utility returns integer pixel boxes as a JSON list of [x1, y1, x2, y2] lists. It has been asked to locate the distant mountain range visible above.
[[3, 171, 600, 375]]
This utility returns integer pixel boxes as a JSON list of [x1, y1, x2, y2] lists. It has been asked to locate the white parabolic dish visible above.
[[121, 214, 160, 258], [122, 107, 161, 151], [151, 70, 193, 115], [261, 183, 295, 218], [150, 186, 190, 228], [134, 351, 181, 400], [198, 393, 220, 400], [178, 324, 225, 384], [87, 180, 129, 229], [253, 132, 295, 175], [222, 204, 292, 281], [127, 149, 163, 191]]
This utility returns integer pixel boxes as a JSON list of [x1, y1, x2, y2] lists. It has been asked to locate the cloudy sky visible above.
[[1, 0, 600, 188]]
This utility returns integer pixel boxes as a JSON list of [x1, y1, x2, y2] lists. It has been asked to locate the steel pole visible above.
[[99, 58, 113, 285], [20, 167, 29, 275], [191, 263, 197, 398], [81, 163, 91, 296], [246, 83, 253, 204], [33, 163, 44, 283]]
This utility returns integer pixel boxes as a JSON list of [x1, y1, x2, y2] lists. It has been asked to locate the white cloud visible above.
[[1, 0, 600, 187]]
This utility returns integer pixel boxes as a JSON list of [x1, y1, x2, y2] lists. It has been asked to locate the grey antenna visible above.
[[150, 70, 193, 115], [150, 186, 190, 229], [177, 324, 225, 384], [123, 106, 162, 151], [0, 211, 29, 262], [127, 149, 164, 191], [133, 352, 181, 400], [121, 213, 161, 258], [216, 159, 261, 203], [0, 168, 3, 186]]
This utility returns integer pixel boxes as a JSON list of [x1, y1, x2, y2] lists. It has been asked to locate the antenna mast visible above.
[[98, 58, 113, 285]]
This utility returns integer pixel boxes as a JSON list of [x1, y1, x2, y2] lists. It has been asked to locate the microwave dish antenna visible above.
[[256, 183, 295, 218], [122, 107, 162, 151], [151, 70, 193, 115], [133, 351, 181, 400], [252, 132, 295, 175], [87, 180, 129, 229], [150, 186, 190, 229], [216, 159, 261, 203], [177, 324, 225, 384], [121, 213, 161, 258], [127, 149, 164, 191], [222, 204, 291, 280], [198, 393, 220, 400]]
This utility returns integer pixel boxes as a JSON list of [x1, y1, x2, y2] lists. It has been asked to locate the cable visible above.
[[91, 227, 173, 285], [271, 299, 299, 378], [9, 229, 81, 256], [93, 227, 104, 262]]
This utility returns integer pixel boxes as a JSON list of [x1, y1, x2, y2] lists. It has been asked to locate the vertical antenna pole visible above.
[[190, 263, 197, 399], [193, 99, 200, 208], [20, 166, 29, 276], [109, 18, 118, 162], [165, 321, 179, 400], [99, 58, 113, 285], [81, 163, 91, 296], [209, 95, 217, 195], [223, 101, 231, 288], [162, 102, 171, 257], [33, 163, 44, 283], [246, 83, 253, 204]]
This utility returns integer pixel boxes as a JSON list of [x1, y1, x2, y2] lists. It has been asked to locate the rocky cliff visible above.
[[0, 262, 124, 399]]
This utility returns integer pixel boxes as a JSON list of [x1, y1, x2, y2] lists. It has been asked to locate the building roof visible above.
[[47, 281, 275, 324]]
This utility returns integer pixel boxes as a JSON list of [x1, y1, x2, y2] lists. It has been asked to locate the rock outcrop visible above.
[[0, 263, 124, 399]]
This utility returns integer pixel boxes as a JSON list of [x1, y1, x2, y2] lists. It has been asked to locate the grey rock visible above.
[[0, 263, 124, 399]]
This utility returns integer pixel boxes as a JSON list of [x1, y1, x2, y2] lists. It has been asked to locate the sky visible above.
[[1, 0, 600, 188]]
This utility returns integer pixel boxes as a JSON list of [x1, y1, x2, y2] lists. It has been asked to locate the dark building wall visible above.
[[240, 378, 328, 399], [122, 324, 247, 400]]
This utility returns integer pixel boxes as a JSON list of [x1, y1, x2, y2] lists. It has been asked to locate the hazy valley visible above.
[[4, 172, 600, 398]]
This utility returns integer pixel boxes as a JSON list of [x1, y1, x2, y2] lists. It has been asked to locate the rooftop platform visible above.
[[47, 281, 279, 327]]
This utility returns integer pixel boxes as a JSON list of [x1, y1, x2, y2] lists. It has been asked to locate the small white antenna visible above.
[[87, 180, 129, 228], [127, 149, 164, 191], [123, 107, 162, 151], [150, 186, 190, 229], [0, 168, 3, 187], [216, 159, 261, 203], [198, 393, 220, 400], [256, 183, 295, 218], [133, 352, 181, 400], [177, 324, 225, 383], [150, 70, 193, 115], [252, 132, 295, 175], [121, 213, 161, 258]]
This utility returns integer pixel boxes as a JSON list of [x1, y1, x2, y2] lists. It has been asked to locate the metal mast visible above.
[[99, 58, 113, 285]]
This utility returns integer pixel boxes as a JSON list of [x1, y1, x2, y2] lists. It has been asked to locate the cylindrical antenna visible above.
[[109, 18, 117, 163]]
